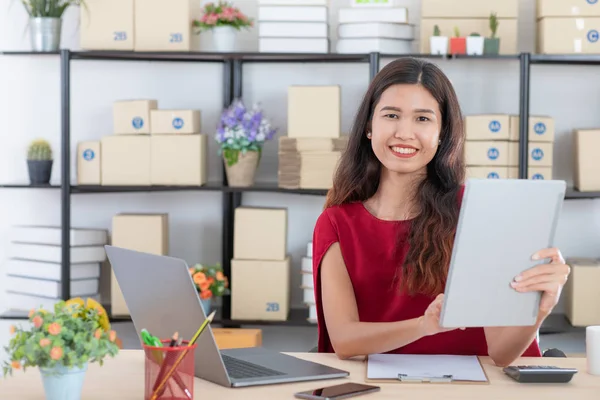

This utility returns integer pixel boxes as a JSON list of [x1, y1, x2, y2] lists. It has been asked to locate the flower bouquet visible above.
[[192, 1, 253, 52], [3, 298, 119, 400], [189, 263, 230, 315], [216, 99, 277, 186]]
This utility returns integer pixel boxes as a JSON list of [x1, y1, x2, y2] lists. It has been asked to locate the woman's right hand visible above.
[[418, 294, 464, 337]]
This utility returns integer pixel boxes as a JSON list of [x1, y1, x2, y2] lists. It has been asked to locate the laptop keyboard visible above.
[[221, 354, 286, 379]]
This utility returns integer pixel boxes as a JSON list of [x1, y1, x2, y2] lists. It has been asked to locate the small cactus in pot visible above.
[[27, 139, 53, 185]]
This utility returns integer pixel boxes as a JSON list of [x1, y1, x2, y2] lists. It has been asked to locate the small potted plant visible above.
[[429, 24, 448, 55], [467, 32, 484, 55], [192, 1, 253, 52], [216, 99, 277, 187], [189, 263, 230, 316], [3, 298, 119, 400], [449, 26, 466, 55], [484, 12, 501, 55], [27, 139, 53, 185], [20, 0, 86, 52]]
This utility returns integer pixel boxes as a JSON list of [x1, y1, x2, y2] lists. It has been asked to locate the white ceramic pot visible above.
[[430, 36, 448, 55], [213, 26, 237, 52], [466, 36, 485, 55]]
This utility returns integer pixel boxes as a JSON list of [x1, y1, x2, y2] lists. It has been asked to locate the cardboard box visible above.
[[288, 86, 341, 138], [101, 136, 151, 186], [538, 18, 600, 54], [537, 0, 600, 18], [508, 167, 553, 180], [564, 258, 600, 327], [278, 151, 342, 189], [422, 0, 518, 18], [573, 129, 600, 191], [278, 136, 348, 152], [80, 0, 134, 50], [466, 166, 509, 179], [234, 207, 287, 260], [113, 100, 157, 135], [111, 214, 169, 316], [231, 258, 290, 321], [150, 110, 201, 134], [508, 142, 554, 167], [464, 114, 510, 141], [134, 0, 201, 51], [77, 141, 101, 185], [421, 18, 517, 54], [150, 134, 207, 185], [509, 115, 555, 142], [464, 141, 509, 166], [212, 328, 262, 349]]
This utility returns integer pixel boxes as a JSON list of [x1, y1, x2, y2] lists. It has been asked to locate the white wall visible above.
[[1, 0, 599, 314]]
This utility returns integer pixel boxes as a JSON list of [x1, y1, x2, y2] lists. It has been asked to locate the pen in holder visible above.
[[143, 340, 197, 400]]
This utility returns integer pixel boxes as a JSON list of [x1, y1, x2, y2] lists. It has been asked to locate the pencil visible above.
[[150, 311, 216, 400], [152, 331, 192, 400]]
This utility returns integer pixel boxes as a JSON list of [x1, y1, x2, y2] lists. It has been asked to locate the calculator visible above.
[[503, 365, 578, 383]]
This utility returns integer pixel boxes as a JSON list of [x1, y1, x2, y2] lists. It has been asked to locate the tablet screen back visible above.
[[440, 179, 566, 328]]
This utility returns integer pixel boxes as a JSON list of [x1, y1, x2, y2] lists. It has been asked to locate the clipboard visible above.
[[364, 354, 491, 385]]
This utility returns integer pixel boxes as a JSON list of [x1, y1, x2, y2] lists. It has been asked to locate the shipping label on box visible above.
[[466, 166, 508, 179], [288, 86, 341, 138], [538, 17, 600, 54], [564, 258, 600, 327], [134, 0, 201, 51], [231, 258, 290, 321], [465, 141, 509, 166], [422, 0, 518, 18], [101, 136, 151, 185], [113, 100, 157, 134], [509, 115, 555, 142], [465, 114, 510, 140], [538, 0, 600, 18], [508, 142, 554, 167], [234, 207, 287, 260], [80, 0, 134, 50], [573, 129, 600, 191], [421, 18, 517, 54], [77, 141, 101, 185], [150, 134, 207, 185], [150, 110, 201, 134]]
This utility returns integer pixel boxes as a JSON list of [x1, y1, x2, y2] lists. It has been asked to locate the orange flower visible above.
[[109, 330, 117, 342], [40, 338, 51, 347], [50, 347, 63, 361], [193, 272, 207, 285], [94, 329, 102, 339], [48, 323, 61, 336], [200, 290, 212, 300], [207, 277, 215, 285], [28, 309, 36, 318], [199, 281, 211, 292], [189, 267, 196, 275], [216, 271, 224, 281], [224, 276, 229, 288], [9, 325, 16, 335], [32, 316, 43, 329], [11, 361, 20, 370]]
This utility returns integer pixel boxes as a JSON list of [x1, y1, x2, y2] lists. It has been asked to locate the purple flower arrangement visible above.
[[216, 99, 277, 166]]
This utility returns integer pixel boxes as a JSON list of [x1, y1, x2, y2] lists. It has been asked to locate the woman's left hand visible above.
[[510, 247, 570, 318]]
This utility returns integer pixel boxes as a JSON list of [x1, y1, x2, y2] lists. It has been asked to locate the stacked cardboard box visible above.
[[300, 241, 317, 324], [573, 129, 600, 191], [537, 0, 600, 54], [257, 0, 329, 53], [231, 207, 290, 321], [110, 213, 169, 317], [464, 114, 555, 180], [4, 226, 106, 312], [78, 99, 207, 186], [278, 86, 347, 190], [564, 258, 600, 327], [420, 0, 518, 55], [337, 0, 413, 54]]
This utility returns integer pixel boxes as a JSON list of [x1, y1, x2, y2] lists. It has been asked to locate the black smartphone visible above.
[[294, 383, 381, 400]]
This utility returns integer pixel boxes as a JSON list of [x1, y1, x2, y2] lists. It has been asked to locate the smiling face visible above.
[[369, 83, 442, 175]]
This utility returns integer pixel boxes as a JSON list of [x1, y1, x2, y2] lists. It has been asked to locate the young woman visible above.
[[312, 58, 570, 367]]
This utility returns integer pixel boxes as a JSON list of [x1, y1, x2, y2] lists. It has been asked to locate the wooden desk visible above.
[[1, 352, 598, 399]]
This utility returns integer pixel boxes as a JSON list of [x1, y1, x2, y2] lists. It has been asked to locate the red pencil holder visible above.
[[143, 340, 197, 400]]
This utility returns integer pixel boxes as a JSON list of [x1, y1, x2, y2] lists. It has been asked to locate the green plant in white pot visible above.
[[27, 138, 53, 185], [19, 0, 86, 52], [467, 32, 484, 55]]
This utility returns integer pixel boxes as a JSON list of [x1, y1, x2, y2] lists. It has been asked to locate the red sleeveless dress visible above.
[[311, 192, 541, 357]]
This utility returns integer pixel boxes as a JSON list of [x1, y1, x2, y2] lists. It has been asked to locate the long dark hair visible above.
[[324, 57, 465, 296]]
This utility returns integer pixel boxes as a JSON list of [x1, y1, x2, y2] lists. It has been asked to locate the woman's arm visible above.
[[484, 319, 543, 367], [320, 243, 455, 359]]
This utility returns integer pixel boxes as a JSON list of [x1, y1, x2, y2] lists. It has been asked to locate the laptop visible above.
[[105, 245, 349, 388]]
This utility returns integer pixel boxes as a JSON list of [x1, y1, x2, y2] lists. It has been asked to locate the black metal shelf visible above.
[[0, 51, 59, 55], [70, 50, 227, 63], [0, 183, 60, 189], [565, 188, 600, 199], [71, 182, 224, 193], [531, 54, 600, 65], [226, 183, 328, 196]]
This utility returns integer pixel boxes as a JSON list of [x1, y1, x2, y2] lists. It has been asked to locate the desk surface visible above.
[[1, 352, 598, 399]]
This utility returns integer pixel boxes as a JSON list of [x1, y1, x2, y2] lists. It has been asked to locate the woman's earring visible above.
[[367, 132, 372, 139], [438, 139, 442, 145]]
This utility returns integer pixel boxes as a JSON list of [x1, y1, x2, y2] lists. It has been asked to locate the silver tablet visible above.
[[440, 178, 566, 328]]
